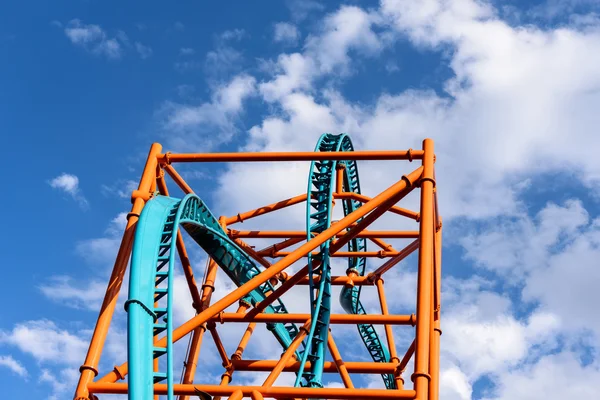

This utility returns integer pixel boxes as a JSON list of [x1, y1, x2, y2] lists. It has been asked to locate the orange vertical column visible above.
[[74, 143, 162, 400], [411, 139, 435, 400], [376, 278, 403, 389], [179, 257, 219, 400], [429, 219, 442, 400]]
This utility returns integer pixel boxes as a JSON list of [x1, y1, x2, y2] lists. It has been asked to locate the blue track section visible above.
[[333, 134, 395, 389], [126, 134, 393, 398], [295, 134, 340, 388], [126, 194, 302, 400], [297, 133, 394, 389]]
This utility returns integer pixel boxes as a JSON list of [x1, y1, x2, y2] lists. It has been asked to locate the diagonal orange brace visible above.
[[97, 165, 422, 384]]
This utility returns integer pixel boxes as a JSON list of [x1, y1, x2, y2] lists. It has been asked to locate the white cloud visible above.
[[439, 365, 472, 400], [205, 46, 243, 73], [286, 0, 325, 21], [162, 74, 257, 150], [48, 173, 88, 209], [0, 320, 88, 365], [305, 5, 383, 74], [33, 1, 600, 397], [260, 6, 383, 101], [100, 179, 138, 199], [135, 41, 152, 59], [190, 3, 600, 397], [63, 19, 123, 59], [483, 351, 600, 400], [180, 47, 195, 55], [38, 276, 107, 310], [0, 355, 28, 378], [75, 212, 126, 264], [39, 367, 84, 400], [274, 22, 300, 45]]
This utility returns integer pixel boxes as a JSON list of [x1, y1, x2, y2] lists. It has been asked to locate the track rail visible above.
[[126, 134, 393, 399], [126, 195, 302, 399]]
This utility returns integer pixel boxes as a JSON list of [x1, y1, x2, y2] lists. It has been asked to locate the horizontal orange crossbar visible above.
[[229, 230, 419, 238], [158, 150, 423, 163], [273, 251, 406, 258], [335, 192, 419, 220], [209, 313, 415, 325], [88, 383, 417, 399], [232, 359, 397, 373], [295, 275, 373, 285]]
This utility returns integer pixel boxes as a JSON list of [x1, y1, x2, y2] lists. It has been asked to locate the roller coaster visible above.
[[73, 134, 442, 400]]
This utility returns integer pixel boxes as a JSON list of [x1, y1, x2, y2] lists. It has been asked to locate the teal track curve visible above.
[[126, 134, 393, 399]]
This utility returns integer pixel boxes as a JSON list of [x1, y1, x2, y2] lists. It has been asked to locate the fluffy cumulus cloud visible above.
[[0, 355, 28, 378], [63, 19, 123, 59], [200, 0, 600, 397], [48, 173, 89, 209], [161, 74, 257, 150], [0, 320, 88, 365], [61, 19, 151, 60], [274, 22, 300, 45]]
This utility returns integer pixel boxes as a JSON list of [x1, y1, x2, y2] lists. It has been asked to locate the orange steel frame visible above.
[[73, 140, 442, 400]]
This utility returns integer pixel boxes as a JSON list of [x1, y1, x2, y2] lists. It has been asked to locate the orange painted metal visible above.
[[256, 237, 305, 257], [250, 390, 265, 400], [233, 238, 272, 268], [334, 192, 420, 220], [273, 250, 406, 258], [262, 321, 310, 387], [369, 237, 396, 252], [224, 194, 308, 226], [78, 140, 441, 400], [232, 322, 255, 361], [335, 163, 345, 194], [158, 150, 424, 163], [179, 257, 219, 400], [296, 275, 372, 286], [228, 389, 244, 400], [162, 164, 194, 195], [371, 239, 420, 278], [208, 323, 232, 370], [208, 313, 416, 325], [88, 383, 417, 399], [375, 278, 403, 389], [327, 332, 354, 388], [399, 339, 416, 376], [412, 139, 435, 400], [228, 230, 419, 238], [100, 166, 421, 385], [74, 143, 162, 400]]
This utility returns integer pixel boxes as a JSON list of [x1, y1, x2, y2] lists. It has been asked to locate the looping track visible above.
[[126, 134, 395, 399]]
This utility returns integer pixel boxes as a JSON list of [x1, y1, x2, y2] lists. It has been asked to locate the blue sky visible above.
[[2, 0, 600, 399]]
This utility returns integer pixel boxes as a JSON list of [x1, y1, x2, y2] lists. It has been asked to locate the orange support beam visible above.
[[224, 194, 308, 226], [412, 139, 435, 400], [327, 331, 354, 388], [76, 139, 442, 400], [88, 383, 418, 399], [74, 143, 162, 400], [262, 321, 310, 387], [231, 360, 397, 373], [158, 150, 424, 163], [99, 165, 422, 384], [334, 192, 420, 221], [228, 230, 419, 239]]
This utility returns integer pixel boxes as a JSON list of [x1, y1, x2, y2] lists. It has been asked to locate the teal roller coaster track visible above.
[[125, 134, 394, 400]]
